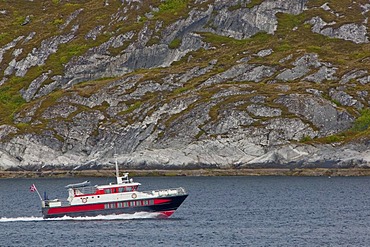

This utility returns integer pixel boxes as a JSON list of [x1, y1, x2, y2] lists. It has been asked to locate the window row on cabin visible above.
[[104, 200, 154, 209], [104, 186, 138, 194]]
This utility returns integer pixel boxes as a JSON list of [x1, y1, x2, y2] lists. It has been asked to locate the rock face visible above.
[[307, 17, 369, 44], [0, 0, 369, 170]]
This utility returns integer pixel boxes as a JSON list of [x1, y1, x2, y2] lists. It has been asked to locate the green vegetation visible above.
[[246, 0, 265, 8], [0, 33, 9, 42], [168, 38, 182, 49], [300, 135, 312, 142], [0, 0, 370, 149], [63, 44, 88, 59], [352, 109, 370, 132], [64, 3, 81, 8], [157, 0, 188, 14], [228, 4, 242, 11], [13, 16, 26, 26], [201, 32, 247, 46], [119, 101, 142, 116], [154, 0, 190, 24], [306, 45, 322, 53], [0, 77, 27, 124], [52, 18, 64, 26]]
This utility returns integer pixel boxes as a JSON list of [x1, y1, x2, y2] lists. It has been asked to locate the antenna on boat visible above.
[[115, 156, 120, 183]]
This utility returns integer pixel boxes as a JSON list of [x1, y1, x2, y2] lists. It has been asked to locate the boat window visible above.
[[74, 189, 83, 195], [104, 189, 111, 194], [118, 187, 125, 193], [126, 187, 132, 192], [118, 202, 123, 208], [124, 202, 128, 207]]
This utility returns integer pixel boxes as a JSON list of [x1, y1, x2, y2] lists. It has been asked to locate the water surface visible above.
[[1, 176, 369, 246]]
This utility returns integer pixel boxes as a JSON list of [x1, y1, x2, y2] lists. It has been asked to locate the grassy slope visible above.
[[0, 0, 369, 144]]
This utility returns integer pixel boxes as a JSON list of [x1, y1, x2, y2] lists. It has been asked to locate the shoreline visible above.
[[1, 168, 370, 178]]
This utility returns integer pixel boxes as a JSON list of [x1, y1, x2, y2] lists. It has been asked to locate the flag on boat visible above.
[[30, 184, 37, 192]]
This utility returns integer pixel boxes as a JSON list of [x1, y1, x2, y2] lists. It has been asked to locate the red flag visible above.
[[29, 184, 36, 192]]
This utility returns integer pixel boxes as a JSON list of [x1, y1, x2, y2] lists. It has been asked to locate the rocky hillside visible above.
[[0, 0, 370, 170]]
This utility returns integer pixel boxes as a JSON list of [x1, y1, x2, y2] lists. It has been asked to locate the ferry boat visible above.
[[36, 166, 188, 219]]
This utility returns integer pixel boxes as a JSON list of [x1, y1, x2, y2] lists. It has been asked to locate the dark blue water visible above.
[[1, 176, 370, 246]]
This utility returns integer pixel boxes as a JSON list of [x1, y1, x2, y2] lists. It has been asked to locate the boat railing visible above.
[[60, 200, 70, 207], [43, 199, 70, 207], [141, 187, 187, 197]]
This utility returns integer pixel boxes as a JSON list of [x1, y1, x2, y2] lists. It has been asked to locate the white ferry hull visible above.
[[42, 194, 187, 219]]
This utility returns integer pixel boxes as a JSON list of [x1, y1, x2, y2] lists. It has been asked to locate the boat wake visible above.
[[0, 216, 44, 222], [0, 212, 162, 222]]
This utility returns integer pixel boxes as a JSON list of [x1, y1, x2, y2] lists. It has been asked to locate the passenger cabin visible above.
[[66, 173, 141, 200]]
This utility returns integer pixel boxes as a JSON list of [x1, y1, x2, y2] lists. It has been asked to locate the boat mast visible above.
[[115, 157, 120, 184]]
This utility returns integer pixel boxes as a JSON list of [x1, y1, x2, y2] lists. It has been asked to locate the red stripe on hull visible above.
[[159, 210, 175, 218], [46, 198, 174, 215], [47, 203, 104, 214], [43, 194, 187, 218], [153, 198, 171, 204]]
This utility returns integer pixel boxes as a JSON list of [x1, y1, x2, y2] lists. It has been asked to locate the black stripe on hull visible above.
[[42, 195, 187, 219]]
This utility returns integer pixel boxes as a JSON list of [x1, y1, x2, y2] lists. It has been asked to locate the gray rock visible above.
[[21, 15, 30, 26], [357, 76, 370, 85], [304, 66, 338, 83], [209, 0, 308, 39], [306, 88, 323, 97], [23, 32, 36, 44], [329, 88, 362, 109], [340, 70, 368, 84], [20, 72, 50, 102], [42, 103, 78, 119], [58, 32, 206, 95], [329, 89, 351, 106], [246, 104, 282, 117], [276, 53, 321, 81], [211, 85, 253, 99], [14, 100, 44, 124], [85, 25, 105, 40], [233, 65, 276, 82], [256, 49, 273, 57], [60, 9, 83, 30], [12, 48, 23, 58], [357, 90, 368, 100], [1, 0, 369, 170], [204, 63, 276, 86], [275, 94, 355, 136], [307, 16, 369, 44], [0, 36, 24, 64], [7, 28, 77, 77], [262, 118, 317, 144], [0, 125, 18, 140], [203, 109, 255, 135], [250, 95, 266, 104]]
